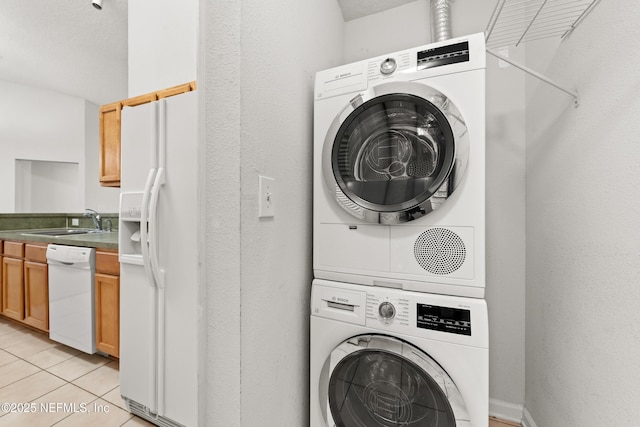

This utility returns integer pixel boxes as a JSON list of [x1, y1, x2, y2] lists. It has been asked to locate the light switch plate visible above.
[[258, 176, 275, 218]]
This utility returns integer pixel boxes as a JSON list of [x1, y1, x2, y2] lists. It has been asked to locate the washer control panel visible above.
[[379, 57, 397, 75], [366, 293, 409, 326], [417, 303, 471, 336], [311, 280, 487, 346]]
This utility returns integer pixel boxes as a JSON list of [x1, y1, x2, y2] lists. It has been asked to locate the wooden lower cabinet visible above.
[[0, 242, 49, 331], [24, 260, 49, 330], [95, 250, 120, 357], [2, 256, 24, 321]]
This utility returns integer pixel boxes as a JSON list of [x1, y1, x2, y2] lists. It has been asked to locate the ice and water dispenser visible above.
[[119, 192, 144, 265]]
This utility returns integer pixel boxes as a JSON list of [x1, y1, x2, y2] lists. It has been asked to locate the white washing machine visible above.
[[313, 33, 486, 298], [310, 279, 488, 427]]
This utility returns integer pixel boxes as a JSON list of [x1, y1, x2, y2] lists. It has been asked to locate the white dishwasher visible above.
[[47, 244, 96, 354]]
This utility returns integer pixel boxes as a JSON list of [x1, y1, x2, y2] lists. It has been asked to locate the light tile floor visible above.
[[0, 317, 154, 427], [2, 317, 522, 427]]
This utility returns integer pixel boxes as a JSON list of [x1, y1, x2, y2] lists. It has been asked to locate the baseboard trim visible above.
[[489, 398, 524, 424], [521, 408, 539, 427]]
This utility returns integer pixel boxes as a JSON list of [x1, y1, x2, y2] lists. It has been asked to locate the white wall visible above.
[[0, 80, 118, 213], [344, 0, 430, 61], [524, 1, 640, 426], [202, 0, 344, 425], [128, 0, 198, 97], [343, 0, 527, 419]]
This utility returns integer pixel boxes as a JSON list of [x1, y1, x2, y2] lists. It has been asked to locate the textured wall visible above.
[[202, 0, 242, 425], [525, 1, 640, 425], [128, 0, 198, 97], [202, 0, 344, 425]]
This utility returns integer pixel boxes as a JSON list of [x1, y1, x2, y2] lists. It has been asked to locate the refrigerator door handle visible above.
[[148, 166, 166, 411], [140, 167, 159, 414], [141, 168, 158, 288]]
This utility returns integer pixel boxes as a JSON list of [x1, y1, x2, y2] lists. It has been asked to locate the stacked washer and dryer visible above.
[[311, 33, 488, 427]]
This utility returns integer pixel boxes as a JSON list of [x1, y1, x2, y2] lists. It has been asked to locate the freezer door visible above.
[[121, 100, 159, 192]]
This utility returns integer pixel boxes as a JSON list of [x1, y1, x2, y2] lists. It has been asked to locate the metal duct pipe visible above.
[[431, 0, 451, 42]]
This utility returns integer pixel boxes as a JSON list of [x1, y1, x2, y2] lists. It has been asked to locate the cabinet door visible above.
[[2, 257, 24, 320], [24, 261, 49, 331], [99, 101, 122, 187], [0, 251, 3, 313], [95, 273, 120, 357]]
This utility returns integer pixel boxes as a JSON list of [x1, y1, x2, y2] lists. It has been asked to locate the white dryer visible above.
[[313, 33, 486, 298], [310, 279, 488, 427]]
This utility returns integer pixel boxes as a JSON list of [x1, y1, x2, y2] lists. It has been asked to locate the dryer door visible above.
[[321, 334, 470, 427], [323, 81, 469, 224]]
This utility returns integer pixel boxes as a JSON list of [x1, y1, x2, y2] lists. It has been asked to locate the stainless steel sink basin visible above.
[[21, 228, 104, 237]]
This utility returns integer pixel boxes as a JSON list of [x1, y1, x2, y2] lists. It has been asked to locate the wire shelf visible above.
[[485, 0, 601, 49]]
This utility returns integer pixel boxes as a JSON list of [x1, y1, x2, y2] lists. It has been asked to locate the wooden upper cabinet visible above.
[[121, 92, 157, 108], [156, 82, 196, 99], [98, 81, 196, 188], [99, 101, 122, 187]]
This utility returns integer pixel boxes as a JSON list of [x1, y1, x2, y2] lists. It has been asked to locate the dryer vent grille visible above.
[[414, 227, 466, 275]]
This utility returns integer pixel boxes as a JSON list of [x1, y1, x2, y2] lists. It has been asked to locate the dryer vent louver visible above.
[[414, 227, 466, 275]]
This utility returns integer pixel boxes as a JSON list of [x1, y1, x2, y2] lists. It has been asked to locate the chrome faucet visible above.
[[83, 209, 102, 231]]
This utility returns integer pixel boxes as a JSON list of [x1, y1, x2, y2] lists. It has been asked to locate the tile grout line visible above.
[[1, 319, 136, 427]]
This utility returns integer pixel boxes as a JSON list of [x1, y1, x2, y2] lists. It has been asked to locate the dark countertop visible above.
[[0, 229, 119, 250]]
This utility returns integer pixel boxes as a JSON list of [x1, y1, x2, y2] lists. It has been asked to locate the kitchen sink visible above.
[[21, 228, 105, 237]]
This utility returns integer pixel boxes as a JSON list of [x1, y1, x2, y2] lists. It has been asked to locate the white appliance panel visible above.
[[119, 262, 155, 409], [313, 33, 486, 298], [119, 90, 200, 427], [121, 101, 158, 192], [310, 279, 488, 427], [316, 223, 389, 272], [389, 225, 475, 279], [47, 248, 96, 355], [159, 91, 199, 427]]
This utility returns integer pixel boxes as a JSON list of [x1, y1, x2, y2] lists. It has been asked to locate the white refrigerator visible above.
[[119, 90, 200, 427]]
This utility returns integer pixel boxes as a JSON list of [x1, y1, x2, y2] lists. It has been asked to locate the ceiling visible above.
[[0, 0, 128, 106], [338, 0, 417, 21], [0, 0, 415, 106]]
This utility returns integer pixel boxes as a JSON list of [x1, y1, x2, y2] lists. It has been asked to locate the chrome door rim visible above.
[[322, 81, 469, 224], [321, 334, 470, 427]]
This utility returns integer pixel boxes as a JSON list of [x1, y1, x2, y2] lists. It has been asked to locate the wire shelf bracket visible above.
[[484, 0, 602, 107]]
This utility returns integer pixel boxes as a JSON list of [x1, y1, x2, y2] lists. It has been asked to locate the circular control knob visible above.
[[378, 302, 396, 321], [380, 58, 397, 75]]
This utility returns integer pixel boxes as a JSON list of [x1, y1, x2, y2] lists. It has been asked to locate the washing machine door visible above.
[[320, 334, 470, 427], [323, 81, 469, 224]]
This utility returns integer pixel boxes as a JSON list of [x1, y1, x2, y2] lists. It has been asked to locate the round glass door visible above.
[[323, 335, 469, 427], [323, 82, 469, 224]]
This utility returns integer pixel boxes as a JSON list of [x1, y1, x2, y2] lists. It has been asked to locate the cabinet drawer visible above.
[[3, 241, 24, 258], [24, 244, 48, 263], [96, 251, 120, 275]]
